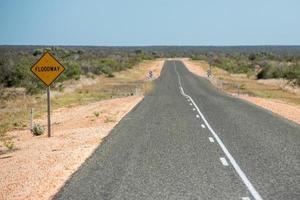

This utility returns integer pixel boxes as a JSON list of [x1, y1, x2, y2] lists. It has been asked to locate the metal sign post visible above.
[[30, 108, 33, 131], [47, 86, 51, 137]]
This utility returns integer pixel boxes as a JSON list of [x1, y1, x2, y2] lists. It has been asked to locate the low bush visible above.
[[33, 49, 43, 56], [104, 116, 115, 123], [93, 111, 100, 117], [31, 124, 44, 136], [3, 140, 14, 150], [283, 64, 300, 85], [257, 63, 300, 86], [59, 63, 81, 81], [101, 66, 114, 77]]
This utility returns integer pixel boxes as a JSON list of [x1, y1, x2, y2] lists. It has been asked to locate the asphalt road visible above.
[[53, 60, 300, 200]]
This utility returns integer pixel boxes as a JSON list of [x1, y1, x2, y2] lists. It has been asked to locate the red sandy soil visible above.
[[0, 96, 142, 200], [238, 95, 300, 124]]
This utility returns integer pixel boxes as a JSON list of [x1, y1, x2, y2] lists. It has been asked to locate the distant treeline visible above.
[[0, 45, 300, 95]]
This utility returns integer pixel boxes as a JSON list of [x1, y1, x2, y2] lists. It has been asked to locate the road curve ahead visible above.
[[54, 60, 300, 200]]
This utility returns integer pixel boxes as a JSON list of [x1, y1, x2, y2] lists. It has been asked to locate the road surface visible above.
[[54, 60, 300, 200]]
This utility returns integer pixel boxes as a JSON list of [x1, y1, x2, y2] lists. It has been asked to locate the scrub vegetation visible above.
[[1, 45, 299, 91], [188, 59, 300, 106], [188, 47, 300, 105], [0, 45, 300, 143], [0, 45, 162, 145], [31, 123, 45, 136], [0, 46, 156, 94], [191, 49, 300, 86]]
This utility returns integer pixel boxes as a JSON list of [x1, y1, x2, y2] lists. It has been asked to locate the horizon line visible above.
[[1, 44, 300, 47]]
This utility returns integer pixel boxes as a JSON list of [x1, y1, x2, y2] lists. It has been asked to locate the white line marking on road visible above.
[[196, 115, 200, 118], [209, 137, 215, 143], [174, 61, 263, 200], [201, 124, 206, 128], [242, 197, 251, 200], [189, 103, 193, 106], [220, 157, 229, 166], [188, 99, 190, 102], [193, 108, 196, 111]]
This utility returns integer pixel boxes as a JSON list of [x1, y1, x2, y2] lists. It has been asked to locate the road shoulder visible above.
[[182, 59, 300, 125]]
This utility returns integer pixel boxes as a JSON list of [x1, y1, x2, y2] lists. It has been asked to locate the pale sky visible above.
[[0, 0, 299, 46]]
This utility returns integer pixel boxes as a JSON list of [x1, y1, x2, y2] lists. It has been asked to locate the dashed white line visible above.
[[201, 124, 206, 128], [196, 115, 200, 118], [174, 61, 263, 200], [208, 137, 215, 143], [193, 108, 196, 111], [220, 157, 229, 166], [242, 197, 251, 200], [189, 103, 193, 106]]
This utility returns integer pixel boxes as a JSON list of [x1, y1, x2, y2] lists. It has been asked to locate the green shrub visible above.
[[3, 140, 14, 150], [233, 64, 251, 73], [65, 63, 81, 80], [104, 116, 115, 123], [0, 124, 9, 139], [101, 66, 114, 77], [248, 54, 256, 61], [86, 72, 95, 79], [257, 67, 269, 79], [257, 64, 300, 86], [107, 73, 114, 78], [33, 49, 43, 56], [191, 55, 207, 60], [0, 63, 26, 87], [25, 80, 45, 94], [31, 124, 44, 136], [256, 64, 281, 79], [283, 64, 300, 85], [93, 111, 100, 117]]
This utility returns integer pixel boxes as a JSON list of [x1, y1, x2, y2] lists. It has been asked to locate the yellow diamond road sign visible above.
[[31, 51, 65, 86]]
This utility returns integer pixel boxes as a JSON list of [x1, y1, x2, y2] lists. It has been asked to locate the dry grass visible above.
[[187, 60, 300, 106], [0, 59, 164, 143]]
